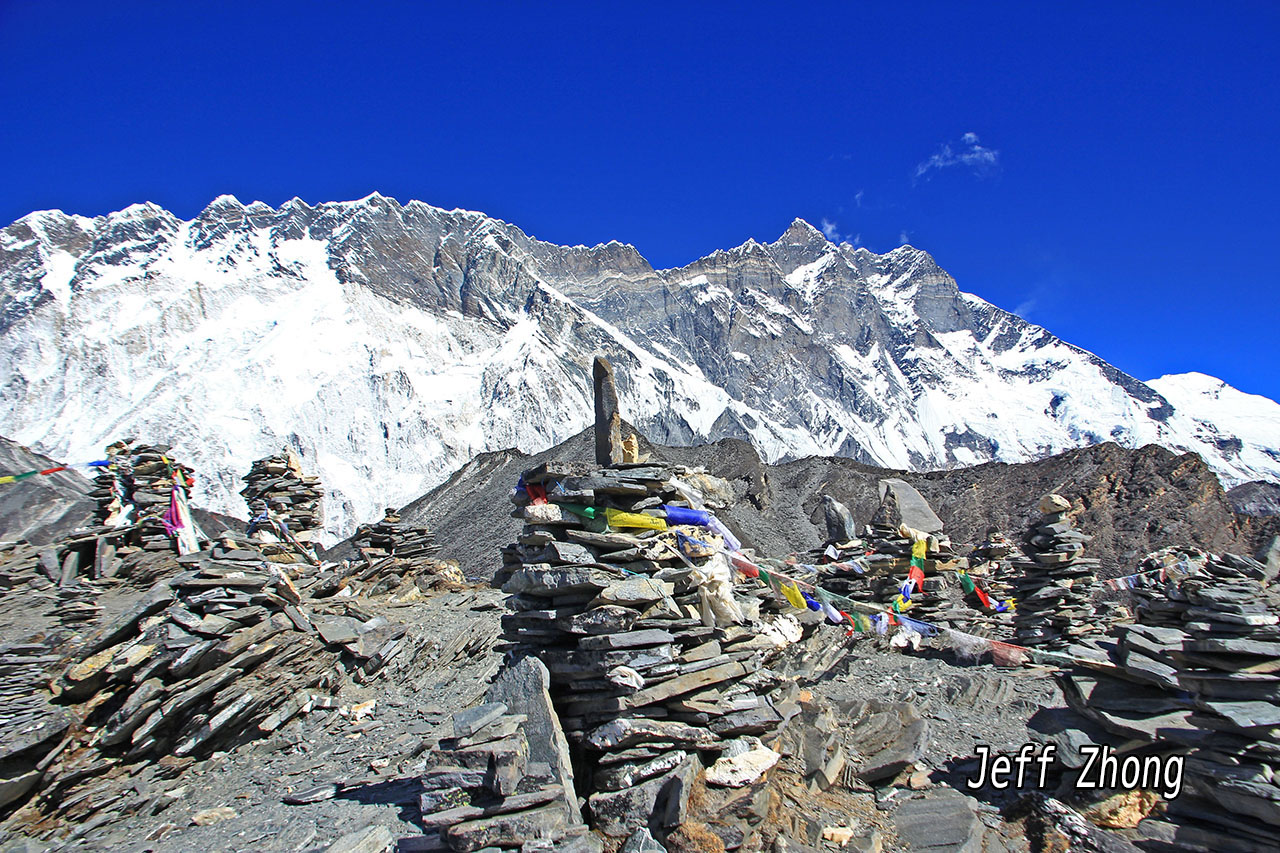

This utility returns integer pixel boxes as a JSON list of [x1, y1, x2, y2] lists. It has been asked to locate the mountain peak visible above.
[[207, 194, 246, 209], [777, 218, 828, 245]]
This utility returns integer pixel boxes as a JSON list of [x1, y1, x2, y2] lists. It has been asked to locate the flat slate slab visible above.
[[879, 478, 945, 534], [893, 788, 986, 852]]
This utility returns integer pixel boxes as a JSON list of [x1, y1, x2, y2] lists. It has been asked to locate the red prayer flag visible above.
[[990, 641, 1027, 667]]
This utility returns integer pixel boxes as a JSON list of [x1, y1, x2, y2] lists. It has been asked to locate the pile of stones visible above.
[[0, 540, 100, 625], [0, 640, 73, 812], [241, 450, 324, 544], [969, 531, 1020, 602], [1046, 550, 1280, 851], [8, 537, 422, 826], [92, 440, 197, 551], [953, 531, 1021, 639], [1011, 494, 1101, 649], [494, 460, 802, 842], [353, 507, 440, 562], [302, 553, 464, 601], [406, 656, 596, 852]]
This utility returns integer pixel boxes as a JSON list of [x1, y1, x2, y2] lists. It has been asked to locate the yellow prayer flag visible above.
[[604, 507, 668, 531], [0, 475, 14, 485], [911, 539, 927, 559], [781, 581, 807, 610]]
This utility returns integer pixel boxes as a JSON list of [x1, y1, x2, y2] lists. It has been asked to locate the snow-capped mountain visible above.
[[2, 194, 1277, 543]]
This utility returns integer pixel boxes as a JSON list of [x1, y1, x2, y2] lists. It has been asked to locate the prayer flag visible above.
[[781, 582, 807, 610], [557, 503, 596, 520], [707, 516, 741, 551], [990, 641, 1027, 667], [662, 504, 712, 526], [604, 507, 667, 530], [911, 539, 927, 560]]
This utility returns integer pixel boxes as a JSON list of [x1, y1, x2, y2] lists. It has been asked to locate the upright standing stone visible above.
[[593, 356, 623, 466], [485, 656, 580, 822], [821, 494, 857, 543]]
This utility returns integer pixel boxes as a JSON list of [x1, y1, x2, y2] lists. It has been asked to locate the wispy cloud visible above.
[[820, 217, 861, 246], [914, 132, 1000, 182]]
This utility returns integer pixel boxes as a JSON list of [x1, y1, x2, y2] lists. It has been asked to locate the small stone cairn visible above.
[[240, 449, 324, 545], [353, 506, 440, 561], [92, 440, 198, 552], [1011, 494, 1101, 649]]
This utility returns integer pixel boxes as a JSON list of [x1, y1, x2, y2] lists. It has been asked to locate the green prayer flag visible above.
[[556, 503, 596, 520]]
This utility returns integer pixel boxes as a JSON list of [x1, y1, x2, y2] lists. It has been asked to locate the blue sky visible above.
[[2, 2, 1277, 400]]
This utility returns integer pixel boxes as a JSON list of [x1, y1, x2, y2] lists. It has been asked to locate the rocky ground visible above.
[[0, 567, 506, 853], [0, 573, 1070, 853]]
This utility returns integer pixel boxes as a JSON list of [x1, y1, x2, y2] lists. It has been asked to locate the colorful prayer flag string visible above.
[[0, 459, 111, 486]]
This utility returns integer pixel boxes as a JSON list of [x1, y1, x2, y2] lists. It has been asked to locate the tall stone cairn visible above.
[[494, 460, 794, 840], [240, 449, 324, 542], [1011, 494, 1101, 649]]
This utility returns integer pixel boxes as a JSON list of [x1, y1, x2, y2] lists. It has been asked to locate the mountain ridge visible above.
[[2, 194, 1277, 542]]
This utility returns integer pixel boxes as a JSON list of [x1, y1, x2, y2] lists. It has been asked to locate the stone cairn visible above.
[[806, 494, 874, 606], [92, 440, 198, 552], [493, 458, 797, 842], [321, 506, 460, 599], [810, 487, 1009, 638], [241, 449, 324, 546], [1011, 494, 1101, 649], [959, 530, 1022, 639], [1048, 550, 1279, 851], [0, 441, 203, 629], [405, 656, 599, 853], [2, 529, 423, 828], [353, 506, 440, 561]]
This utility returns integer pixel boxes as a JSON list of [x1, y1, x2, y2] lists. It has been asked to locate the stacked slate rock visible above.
[[0, 641, 74, 811], [352, 507, 440, 561], [92, 440, 197, 551], [862, 524, 957, 629], [1047, 552, 1280, 852], [46, 540, 392, 770], [241, 450, 324, 543], [495, 461, 796, 841], [969, 530, 1020, 600], [1011, 494, 1101, 650], [959, 531, 1021, 639], [395, 656, 596, 851]]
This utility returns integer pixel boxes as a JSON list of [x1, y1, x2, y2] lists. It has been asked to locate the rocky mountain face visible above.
[[3, 195, 1278, 542], [1229, 480, 1280, 517], [0, 437, 93, 544]]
